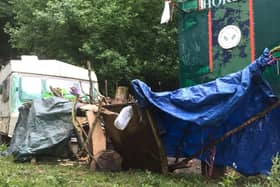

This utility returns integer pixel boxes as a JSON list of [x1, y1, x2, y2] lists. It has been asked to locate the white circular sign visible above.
[[218, 25, 242, 49]]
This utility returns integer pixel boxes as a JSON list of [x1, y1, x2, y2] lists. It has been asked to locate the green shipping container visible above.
[[178, 0, 280, 95]]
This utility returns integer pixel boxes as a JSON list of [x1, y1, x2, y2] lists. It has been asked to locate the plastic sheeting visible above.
[[4, 97, 74, 162], [132, 49, 280, 175]]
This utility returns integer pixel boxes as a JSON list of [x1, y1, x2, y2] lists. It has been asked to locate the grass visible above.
[[0, 157, 271, 187], [0, 156, 213, 187], [0, 144, 275, 187]]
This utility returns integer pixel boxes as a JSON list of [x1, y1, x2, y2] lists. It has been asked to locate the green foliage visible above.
[[0, 156, 277, 187], [0, 0, 12, 18], [6, 0, 179, 93], [0, 0, 14, 63], [219, 170, 240, 187], [0, 144, 7, 151], [0, 156, 212, 187], [137, 170, 161, 187], [267, 153, 280, 187], [217, 155, 280, 187]]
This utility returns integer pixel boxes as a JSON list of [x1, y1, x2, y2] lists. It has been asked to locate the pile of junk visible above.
[[2, 48, 280, 178]]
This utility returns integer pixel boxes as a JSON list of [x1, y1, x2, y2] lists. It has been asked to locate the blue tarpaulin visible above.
[[132, 49, 280, 175]]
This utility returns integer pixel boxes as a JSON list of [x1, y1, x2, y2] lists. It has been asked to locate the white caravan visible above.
[[0, 56, 98, 140]]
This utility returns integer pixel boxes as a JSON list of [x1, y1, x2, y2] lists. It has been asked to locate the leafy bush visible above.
[[267, 153, 280, 187], [0, 144, 7, 152], [219, 170, 240, 187]]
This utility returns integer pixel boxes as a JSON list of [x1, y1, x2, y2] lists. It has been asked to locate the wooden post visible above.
[[86, 111, 106, 156], [105, 80, 108, 97], [114, 86, 128, 104], [201, 161, 226, 179], [145, 109, 168, 174], [87, 60, 93, 104]]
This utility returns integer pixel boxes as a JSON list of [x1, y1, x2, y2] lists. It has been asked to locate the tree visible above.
[[6, 0, 179, 94], [0, 0, 14, 63]]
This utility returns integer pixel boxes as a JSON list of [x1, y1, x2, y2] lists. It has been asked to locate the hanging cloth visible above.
[[160, 1, 171, 24]]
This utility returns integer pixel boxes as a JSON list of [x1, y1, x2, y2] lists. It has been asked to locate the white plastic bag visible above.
[[114, 105, 133, 130], [160, 1, 171, 24]]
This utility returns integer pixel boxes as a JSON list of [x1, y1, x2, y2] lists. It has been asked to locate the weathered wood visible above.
[[50, 86, 63, 97], [79, 104, 119, 116], [100, 108, 119, 116], [101, 103, 167, 173], [71, 98, 86, 147], [145, 109, 168, 174], [105, 80, 108, 97], [90, 150, 122, 172], [201, 161, 226, 179], [86, 111, 106, 156], [80, 104, 99, 112], [87, 60, 93, 104], [114, 86, 128, 104], [71, 98, 93, 159]]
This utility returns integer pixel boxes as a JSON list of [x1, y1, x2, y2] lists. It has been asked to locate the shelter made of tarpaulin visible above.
[[132, 49, 280, 175], [3, 97, 74, 161]]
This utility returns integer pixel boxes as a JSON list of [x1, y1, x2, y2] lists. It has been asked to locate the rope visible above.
[[271, 45, 280, 54]]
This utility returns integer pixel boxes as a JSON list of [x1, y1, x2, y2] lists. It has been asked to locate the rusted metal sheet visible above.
[[102, 103, 168, 173]]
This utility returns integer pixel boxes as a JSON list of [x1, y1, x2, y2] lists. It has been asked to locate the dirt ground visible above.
[[168, 157, 201, 174]]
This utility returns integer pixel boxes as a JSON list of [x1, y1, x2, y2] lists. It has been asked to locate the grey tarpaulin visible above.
[[4, 97, 74, 161]]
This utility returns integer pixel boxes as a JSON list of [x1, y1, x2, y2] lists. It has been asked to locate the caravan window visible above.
[[45, 78, 97, 97], [45, 79, 79, 95], [19, 76, 42, 101], [80, 81, 98, 96]]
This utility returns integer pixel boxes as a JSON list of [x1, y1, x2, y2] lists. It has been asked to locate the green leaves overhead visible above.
[[0, 1, 12, 19], [6, 0, 179, 91]]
